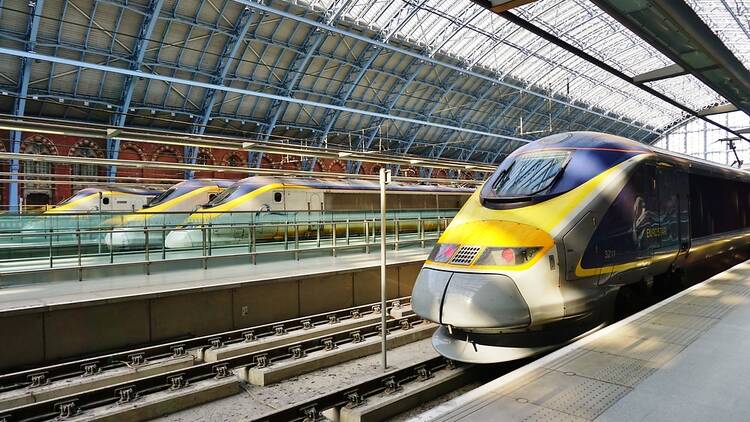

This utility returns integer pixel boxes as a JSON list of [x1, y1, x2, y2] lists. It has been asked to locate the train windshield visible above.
[[488, 150, 571, 198], [57, 190, 96, 206], [204, 183, 262, 207], [145, 188, 177, 208]]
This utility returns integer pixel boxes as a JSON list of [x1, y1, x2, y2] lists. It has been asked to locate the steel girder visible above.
[[307, 43, 382, 171], [185, 5, 258, 178], [0, 46, 532, 146], [235, 0, 660, 138], [426, 80, 497, 176], [108, 0, 164, 179], [351, 59, 425, 174], [592, 0, 750, 119], [254, 0, 354, 167], [393, 71, 463, 174], [9, 0, 44, 211], [307, 0, 431, 172]]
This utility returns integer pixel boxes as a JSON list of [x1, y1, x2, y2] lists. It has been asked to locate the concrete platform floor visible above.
[[416, 259, 750, 422], [159, 338, 439, 421]]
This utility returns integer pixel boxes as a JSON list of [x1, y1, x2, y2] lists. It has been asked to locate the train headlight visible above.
[[428, 243, 459, 263], [476, 247, 542, 266]]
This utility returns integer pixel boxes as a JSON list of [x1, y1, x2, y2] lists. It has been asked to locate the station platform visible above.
[[0, 247, 429, 371], [416, 259, 750, 422], [0, 247, 428, 315]]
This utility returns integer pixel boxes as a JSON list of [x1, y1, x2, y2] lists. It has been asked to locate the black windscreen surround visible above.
[[489, 150, 571, 197], [480, 146, 640, 209], [145, 188, 177, 207]]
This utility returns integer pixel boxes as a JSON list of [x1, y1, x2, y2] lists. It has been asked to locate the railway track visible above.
[[0, 297, 410, 394], [254, 356, 466, 422], [0, 297, 447, 421]]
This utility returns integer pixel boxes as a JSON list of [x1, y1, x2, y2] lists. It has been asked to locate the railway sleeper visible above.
[[203, 304, 412, 362]]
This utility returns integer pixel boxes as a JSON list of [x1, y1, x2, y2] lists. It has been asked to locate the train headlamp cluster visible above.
[[428, 243, 459, 263], [475, 247, 541, 266], [428, 243, 542, 267]]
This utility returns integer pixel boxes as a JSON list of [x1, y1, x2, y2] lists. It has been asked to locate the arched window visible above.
[[118, 143, 146, 179], [21, 136, 57, 206], [151, 146, 182, 180], [70, 140, 102, 180], [22, 137, 56, 177], [328, 160, 346, 173], [196, 151, 213, 166], [653, 111, 750, 167], [226, 154, 242, 167]]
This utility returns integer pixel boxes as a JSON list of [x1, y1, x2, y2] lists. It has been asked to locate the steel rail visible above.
[[1, 314, 427, 421], [0, 297, 410, 393]]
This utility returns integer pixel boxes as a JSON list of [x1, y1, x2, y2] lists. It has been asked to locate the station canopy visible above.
[[303, 0, 747, 130], [1, 0, 749, 167]]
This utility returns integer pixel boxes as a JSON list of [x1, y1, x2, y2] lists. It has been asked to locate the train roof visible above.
[[525, 131, 750, 179], [171, 179, 235, 189], [229, 176, 474, 193], [521, 131, 651, 153], [75, 186, 162, 196]]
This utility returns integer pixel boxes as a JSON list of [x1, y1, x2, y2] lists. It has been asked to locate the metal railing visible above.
[[0, 209, 452, 280]]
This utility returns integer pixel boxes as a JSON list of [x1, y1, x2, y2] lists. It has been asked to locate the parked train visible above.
[[17, 186, 160, 234], [104, 179, 235, 249], [164, 176, 472, 249], [44, 187, 160, 214], [4, 186, 162, 252], [412, 131, 750, 363]]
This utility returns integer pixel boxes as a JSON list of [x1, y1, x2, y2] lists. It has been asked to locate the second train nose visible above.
[[164, 229, 203, 249]]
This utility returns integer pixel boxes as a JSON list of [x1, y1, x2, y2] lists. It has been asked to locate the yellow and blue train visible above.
[[104, 179, 234, 249], [44, 186, 159, 214], [412, 131, 750, 363], [164, 176, 471, 249]]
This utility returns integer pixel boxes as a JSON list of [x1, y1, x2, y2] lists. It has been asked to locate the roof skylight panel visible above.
[[646, 74, 722, 111]]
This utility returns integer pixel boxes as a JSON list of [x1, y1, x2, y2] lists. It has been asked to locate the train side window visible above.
[[208, 193, 217, 201], [102, 197, 110, 205], [274, 192, 283, 203]]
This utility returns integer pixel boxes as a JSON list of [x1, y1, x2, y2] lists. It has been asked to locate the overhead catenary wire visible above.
[[0, 115, 496, 174], [0, 91, 517, 160]]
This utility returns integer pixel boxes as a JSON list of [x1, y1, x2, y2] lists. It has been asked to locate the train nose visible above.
[[164, 229, 202, 249], [412, 268, 530, 329]]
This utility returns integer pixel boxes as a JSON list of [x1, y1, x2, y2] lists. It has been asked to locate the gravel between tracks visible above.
[[160, 338, 438, 421]]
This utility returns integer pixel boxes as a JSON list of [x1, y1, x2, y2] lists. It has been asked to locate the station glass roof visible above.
[[303, 0, 750, 129]]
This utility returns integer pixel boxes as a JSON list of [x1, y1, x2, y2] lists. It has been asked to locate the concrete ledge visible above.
[[340, 365, 475, 422], [239, 323, 437, 386], [204, 311, 393, 362], [0, 355, 196, 411], [0, 253, 425, 372], [64, 376, 240, 422]]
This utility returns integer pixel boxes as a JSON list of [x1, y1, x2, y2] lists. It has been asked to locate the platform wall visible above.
[[0, 262, 421, 371]]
